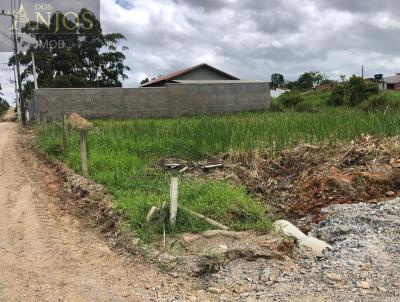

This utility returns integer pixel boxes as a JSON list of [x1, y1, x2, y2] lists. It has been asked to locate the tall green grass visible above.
[[94, 108, 399, 158], [36, 108, 400, 240]]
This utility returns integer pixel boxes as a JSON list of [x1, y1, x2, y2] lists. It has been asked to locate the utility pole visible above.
[[0, 9, 26, 126], [31, 53, 38, 89], [12, 62, 18, 109], [11, 14, 26, 126]]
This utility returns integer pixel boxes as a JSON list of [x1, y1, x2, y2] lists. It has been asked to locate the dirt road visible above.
[[0, 123, 208, 302]]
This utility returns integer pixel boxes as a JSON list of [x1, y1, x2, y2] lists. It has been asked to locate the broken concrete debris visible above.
[[274, 220, 332, 254], [203, 164, 224, 170], [165, 163, 181, 169]]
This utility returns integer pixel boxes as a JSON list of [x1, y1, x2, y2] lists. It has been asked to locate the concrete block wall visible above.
[[167, 83, 271, 117], [31, 82, 271, 120]]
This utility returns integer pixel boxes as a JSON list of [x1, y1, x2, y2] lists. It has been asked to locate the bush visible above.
[[347, 76, 379, 106], [277, 91, 305, 107], [270, 99, 285, 112], [327, 77, 379, 107], [0, 98, 9, 116], [364, 82, 380, 97], [327, 84, 346, 106], [360, 92, 400, 112]]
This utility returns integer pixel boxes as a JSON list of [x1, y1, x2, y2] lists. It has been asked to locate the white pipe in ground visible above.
[[274, 220, 332, 254]]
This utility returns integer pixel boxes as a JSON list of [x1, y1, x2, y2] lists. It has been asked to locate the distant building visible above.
[[271, 88, 288, 98], [141, 63, 240, 87], [383, 74, 400, 90], [370, 73, 400, 91]]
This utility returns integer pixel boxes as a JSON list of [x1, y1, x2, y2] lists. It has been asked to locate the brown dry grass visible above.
[[226, 135, 400, 223]]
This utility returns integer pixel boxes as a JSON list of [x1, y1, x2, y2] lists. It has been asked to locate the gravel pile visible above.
[[205, 198, 400, 301]]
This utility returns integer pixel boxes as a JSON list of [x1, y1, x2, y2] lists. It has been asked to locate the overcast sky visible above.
[[1, 0, 399, 105]]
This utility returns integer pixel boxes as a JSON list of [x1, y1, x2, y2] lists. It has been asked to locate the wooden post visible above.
[[61, 113, 69, 150], [38, 112, 43, 132], [170, 177, 179, 227], [37, 112, 41, 130], [65, 113, 93, 177], [52, 118, 56, 138], [42, 112, 47, 135], [79, 129, 88, 176]]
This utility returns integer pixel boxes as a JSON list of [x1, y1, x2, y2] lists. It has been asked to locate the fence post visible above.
[[42, 112, 47, 135], [170, 177, 179, 226], [79, 129, 88, 176], [52, 118, 56, 138], [37, 112, 42, 130], [61, 112, 69, 150]]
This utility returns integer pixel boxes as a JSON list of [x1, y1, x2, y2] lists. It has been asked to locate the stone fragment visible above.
[[357, 281, 371, 289], [208, 287, 224, 294], [325, 273, 342, 282], [386, 191, 396, 197]]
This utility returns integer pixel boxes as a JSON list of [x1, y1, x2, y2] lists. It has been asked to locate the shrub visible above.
[[327, 84, 346, 106], [277, 91, 305, 108], [347, 76, 379, 106], [364, 82, 380, 97], [270, 99, 285, 112], [327, 77, 379, 107], [0, 98, 9, 116], [360, 92, 400, 112]]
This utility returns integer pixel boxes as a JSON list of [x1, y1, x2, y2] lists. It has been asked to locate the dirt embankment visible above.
[[162, 135, 400, 228]]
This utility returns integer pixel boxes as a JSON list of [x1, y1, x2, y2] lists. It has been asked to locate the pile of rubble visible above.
[[202, 198, 400, 301], [228, 135, 400, 225]]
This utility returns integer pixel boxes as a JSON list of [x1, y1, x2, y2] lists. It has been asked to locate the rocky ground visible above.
[[199, 198, 400, 301]]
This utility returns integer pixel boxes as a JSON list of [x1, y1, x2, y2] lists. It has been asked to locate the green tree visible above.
[[296, 71, 327, 91], [270, 73, 285, 90], [287, 71, 328, 91], [9, 9, 130, 100]]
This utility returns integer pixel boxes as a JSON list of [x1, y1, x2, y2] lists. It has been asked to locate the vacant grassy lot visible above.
[[36, 108, 400, 240]]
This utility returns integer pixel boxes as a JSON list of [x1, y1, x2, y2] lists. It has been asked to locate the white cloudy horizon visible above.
[[1, 0, 400, 105]]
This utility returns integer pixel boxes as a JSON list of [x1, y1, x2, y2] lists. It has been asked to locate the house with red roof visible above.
[[141, 63, 240, 87]]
